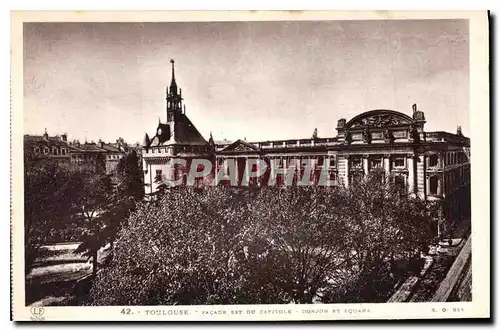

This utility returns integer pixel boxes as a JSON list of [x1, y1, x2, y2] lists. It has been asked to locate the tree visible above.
[[322, 169, 435, 302], [89, 187, 244, 305], [24, 150, 76, 274], [102, 150, 145, 249], [71, 170, 114, 276], [115, 150, 144, 201]]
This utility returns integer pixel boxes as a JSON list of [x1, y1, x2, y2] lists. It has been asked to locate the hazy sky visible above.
[[24, 20, 469, 143]]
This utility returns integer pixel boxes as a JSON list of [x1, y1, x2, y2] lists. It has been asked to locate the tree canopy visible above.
[[90, 170, 435, 305]]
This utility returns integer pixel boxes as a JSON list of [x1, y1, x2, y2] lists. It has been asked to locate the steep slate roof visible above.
[[24, 134, 69, 148], [148, 114, 208, 147]]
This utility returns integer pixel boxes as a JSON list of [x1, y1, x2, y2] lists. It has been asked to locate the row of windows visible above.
[[154, 168, 340, 186], [34, 146, 67, 156], [216, 156, 337, 169], [146, 146, 209, 154], [350, 157, 405, 169], [445, 151, 468, 166], [427, 151, 469, 168]]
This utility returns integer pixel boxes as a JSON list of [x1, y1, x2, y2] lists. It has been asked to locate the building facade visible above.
[[141, 62, 471, 235], [24, 130, 141, 177], [24, 129, 71, 165]]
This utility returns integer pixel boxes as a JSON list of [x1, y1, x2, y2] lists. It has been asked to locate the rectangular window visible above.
[[429, 176, 438, 195], [429, 155, 439, 167], [393, 157, 405, 168], [155, 169, 163, 183], [370, 158, 382, 169], [327, 156, 336, 168], [351, 158, 362, 168]]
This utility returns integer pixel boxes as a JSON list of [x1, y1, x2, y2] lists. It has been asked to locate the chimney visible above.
[[412, 103, 417, 113], [457, 126, 463, 136], [98, 139, 104, 148], [60, 133, 67, 142]]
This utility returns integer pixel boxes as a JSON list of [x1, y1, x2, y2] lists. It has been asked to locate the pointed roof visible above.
[[169, 59, 178, 95], [142, 133, 150, 147]]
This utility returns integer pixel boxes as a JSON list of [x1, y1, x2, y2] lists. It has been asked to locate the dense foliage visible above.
[[24, 155, 77, 274], [90, 170, 435, 305], [24, 150, 144, 275]]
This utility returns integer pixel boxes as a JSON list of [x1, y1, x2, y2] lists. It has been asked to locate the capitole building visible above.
[[142, 61, 471, 235]]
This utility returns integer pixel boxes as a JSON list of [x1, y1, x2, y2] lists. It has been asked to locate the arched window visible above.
[[52, 147, 58, 155], [43, 147, 49, 155], [34, 147, 40, 155], [61, 148, 66, 155]]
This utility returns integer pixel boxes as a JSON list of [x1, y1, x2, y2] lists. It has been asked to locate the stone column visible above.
[[363, 155, 369, 177], [344, 155, 350, 187], [383, 154, 391, 182], [437, 175, 443, 196], [426, 175, 430, 195], [245, 157, 249, 186], [407, 154, 415, 194]]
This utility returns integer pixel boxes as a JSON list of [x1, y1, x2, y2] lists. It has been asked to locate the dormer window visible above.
[[52, 148, 58, 155], [34, 147, 40, 155], [43, 147, 49, 155]]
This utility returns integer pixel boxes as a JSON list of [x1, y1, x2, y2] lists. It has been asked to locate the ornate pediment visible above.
[[221, 139, 260, 153], [346, 110, 414, 129]]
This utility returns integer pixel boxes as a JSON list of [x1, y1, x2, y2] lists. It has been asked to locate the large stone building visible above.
[[24, 129, 71, 165], [141, 61, 471, 235], [24, 130, 141, 176]]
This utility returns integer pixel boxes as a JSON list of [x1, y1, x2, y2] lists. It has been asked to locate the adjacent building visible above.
[[24, 130, 71, 165], [24, 130, 141, 177], [142, 61, 471, 236]]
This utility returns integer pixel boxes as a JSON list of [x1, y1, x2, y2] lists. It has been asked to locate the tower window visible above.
[[155, 169, 163, 183]]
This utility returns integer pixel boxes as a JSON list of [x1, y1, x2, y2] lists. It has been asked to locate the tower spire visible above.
[[169, 59, 178, 95]]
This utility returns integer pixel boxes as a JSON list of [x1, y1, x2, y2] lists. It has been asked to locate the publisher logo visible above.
[[30, 306, 45, 321]]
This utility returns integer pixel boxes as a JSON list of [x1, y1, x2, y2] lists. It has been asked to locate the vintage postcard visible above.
[[11, 11, 490, 321]]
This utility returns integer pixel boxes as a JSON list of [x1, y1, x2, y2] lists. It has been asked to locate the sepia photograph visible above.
[[10, 11, 489, 321]]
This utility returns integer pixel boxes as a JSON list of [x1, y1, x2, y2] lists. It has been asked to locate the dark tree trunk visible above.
[[92, 249, 98, 276]]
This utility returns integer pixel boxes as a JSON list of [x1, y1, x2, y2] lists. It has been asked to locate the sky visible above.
[[23, 20, 469, 144]]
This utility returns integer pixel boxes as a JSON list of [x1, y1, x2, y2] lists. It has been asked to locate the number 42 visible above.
[[121, 308, 132, 315]]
